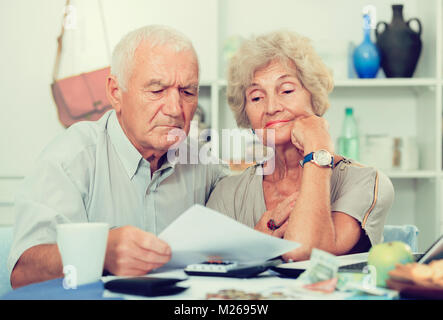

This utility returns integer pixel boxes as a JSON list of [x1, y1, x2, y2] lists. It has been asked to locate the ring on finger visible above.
[[267, 219, 282, 231]]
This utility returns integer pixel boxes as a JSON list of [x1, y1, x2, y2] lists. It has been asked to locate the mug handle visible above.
[[407, 18, 422, 36], [375, 21, 388, 39]]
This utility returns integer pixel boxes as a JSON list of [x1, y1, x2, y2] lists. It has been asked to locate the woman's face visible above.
[[245, 59, 314, 146]]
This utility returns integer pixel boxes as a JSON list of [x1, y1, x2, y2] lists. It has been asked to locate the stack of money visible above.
[[297, 249, 339, 285]]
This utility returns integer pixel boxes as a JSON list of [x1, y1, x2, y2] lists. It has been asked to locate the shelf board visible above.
[[202, 78, 440, 88], [384, 170, 437, 179], [199, 80, 215, 87], [334, 78, 438, 87]]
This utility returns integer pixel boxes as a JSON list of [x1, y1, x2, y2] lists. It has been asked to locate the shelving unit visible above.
[[1, 0, 442, 251], [334, 78, 438, 87], [195, 0, 443, 251]]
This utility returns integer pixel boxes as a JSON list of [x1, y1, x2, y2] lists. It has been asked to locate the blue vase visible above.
[[353, 14, 381, 78]]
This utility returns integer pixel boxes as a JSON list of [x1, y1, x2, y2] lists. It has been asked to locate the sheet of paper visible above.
[[157, 204, 300, 268]]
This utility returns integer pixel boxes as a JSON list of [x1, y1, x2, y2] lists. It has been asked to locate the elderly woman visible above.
[[207, 30, 394, 261]]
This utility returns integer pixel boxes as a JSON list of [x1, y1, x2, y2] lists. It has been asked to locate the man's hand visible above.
[[254, 192, 298, 238], [104, 226, 171, 276], [290, 115, 333, 155]]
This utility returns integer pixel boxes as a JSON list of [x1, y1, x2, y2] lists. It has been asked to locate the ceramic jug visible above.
[[375, 4, 422, 77]]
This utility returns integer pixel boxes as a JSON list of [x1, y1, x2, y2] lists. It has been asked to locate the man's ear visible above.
[[106, 75, 123, 113]]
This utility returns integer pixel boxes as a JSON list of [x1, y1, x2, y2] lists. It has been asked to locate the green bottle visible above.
[[338, 107, 360, 160]]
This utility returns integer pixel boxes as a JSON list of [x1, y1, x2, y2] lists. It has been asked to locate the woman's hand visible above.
[[291, 115, 333, 155], [254, 192, 298, 238]]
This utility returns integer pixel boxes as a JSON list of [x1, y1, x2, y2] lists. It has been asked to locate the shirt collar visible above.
[[157, 151, 178, 172], [157, 140, 187, 171], [107, 110, 143, 180], [107, 110, 179, 179]]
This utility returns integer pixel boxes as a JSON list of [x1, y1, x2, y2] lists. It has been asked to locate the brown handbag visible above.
[[51, 0, 112, 128]]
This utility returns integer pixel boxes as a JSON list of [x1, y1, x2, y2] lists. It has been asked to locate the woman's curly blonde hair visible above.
[[227, 30, 334, 128]]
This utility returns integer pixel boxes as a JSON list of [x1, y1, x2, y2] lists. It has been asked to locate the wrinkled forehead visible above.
[[246, 57, 299, 88], [135, 40, 198, 64], [131, 42, 199, 81]]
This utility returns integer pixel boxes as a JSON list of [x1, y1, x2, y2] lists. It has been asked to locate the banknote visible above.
[[297, 248, 339, 284]]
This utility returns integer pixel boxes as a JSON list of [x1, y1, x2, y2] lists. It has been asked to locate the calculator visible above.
[[184, 259, 283, 278]]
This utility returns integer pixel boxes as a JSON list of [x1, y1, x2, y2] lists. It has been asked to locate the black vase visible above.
[[375, 4, 422, 78]]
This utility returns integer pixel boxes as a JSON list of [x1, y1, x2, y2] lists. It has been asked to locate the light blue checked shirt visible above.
[[8, 110, 228, 275]]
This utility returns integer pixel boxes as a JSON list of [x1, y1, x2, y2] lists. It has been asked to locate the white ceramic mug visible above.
[[56, 222, 109, 288]]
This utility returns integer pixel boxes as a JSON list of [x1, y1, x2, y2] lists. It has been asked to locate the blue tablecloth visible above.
[[1, 278, 121, 300], [1, 277, 400, 300]]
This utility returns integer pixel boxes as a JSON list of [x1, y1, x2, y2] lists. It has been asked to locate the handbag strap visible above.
[[98, 0, 111, 62], [52, 0, 111, 81], [52, 0, 70, 81]]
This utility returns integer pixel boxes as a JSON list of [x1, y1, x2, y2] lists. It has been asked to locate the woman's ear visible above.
[[106, 75, 123, 113]]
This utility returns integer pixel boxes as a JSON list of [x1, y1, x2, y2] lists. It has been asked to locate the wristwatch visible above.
[[299, 149, 334, 168]]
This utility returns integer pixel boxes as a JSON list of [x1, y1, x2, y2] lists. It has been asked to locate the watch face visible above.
[[314, 150, 332, 166]]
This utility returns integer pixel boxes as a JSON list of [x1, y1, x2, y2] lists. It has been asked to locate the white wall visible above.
[[1, 0, 442, 253], [0, 0, 217, 175], [0, 0, 218, 224]]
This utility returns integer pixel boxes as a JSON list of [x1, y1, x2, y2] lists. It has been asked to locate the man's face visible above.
[[114, 42, 199, 155]]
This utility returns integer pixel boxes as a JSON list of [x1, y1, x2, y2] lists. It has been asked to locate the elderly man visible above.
[[9, 25, 228, 288]]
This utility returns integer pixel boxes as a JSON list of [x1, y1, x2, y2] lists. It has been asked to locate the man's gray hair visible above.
[[111, 25, 198, 91]]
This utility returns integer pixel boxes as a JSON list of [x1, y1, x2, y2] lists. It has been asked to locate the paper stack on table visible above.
[[158, 204, 300, 268]]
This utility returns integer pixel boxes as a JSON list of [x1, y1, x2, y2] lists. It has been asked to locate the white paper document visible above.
[[158, 204, 300, 268]]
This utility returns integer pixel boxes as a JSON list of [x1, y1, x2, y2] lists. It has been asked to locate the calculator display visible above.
[[184, 261, 238, 273]]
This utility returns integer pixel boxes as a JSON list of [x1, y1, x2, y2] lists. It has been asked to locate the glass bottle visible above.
[[338, 107, 360, 160], [353, 13, 381, 78]]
